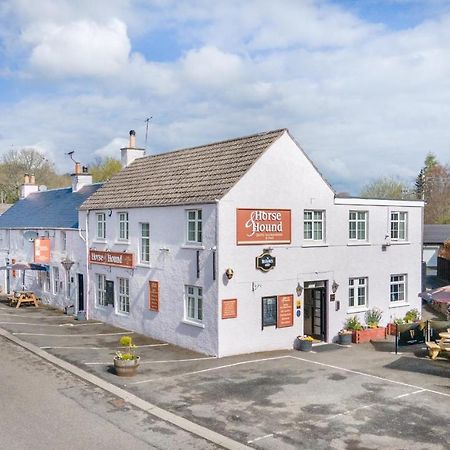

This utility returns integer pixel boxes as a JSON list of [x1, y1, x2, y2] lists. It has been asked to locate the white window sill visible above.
[[389, 241, 410, 245], [181, 319, 205, 329], [302, 242, 328, 248], [181, 244, 205, 250], [95, 305, 108, 310], [347, 242, 371, 246], [347, 307, 368, 314], [389, 302, 410, 309], [135, 263, 151, 269], [116, 311, 130, 317], [92, 239, 107, 244], [114, 240, 130, 245]]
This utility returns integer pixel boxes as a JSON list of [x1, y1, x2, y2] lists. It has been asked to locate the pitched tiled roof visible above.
[[81, 129, 286, 210], [0, 184, 102, 229]]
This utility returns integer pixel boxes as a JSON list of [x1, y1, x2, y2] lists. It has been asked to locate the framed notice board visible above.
[[149, 281, 159, 312]]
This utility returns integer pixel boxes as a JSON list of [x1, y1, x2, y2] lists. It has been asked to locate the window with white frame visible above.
[[96, 213, 106, 239], [186, 209, 202, 243], [349, 211, 368, 241], [304, 210, 324, 241], [349, 277, 368, 308], [96, 274, 107, 307], [118, 277, 130, 313], [44, 270, 51, 292], [390, 274, 407, 303], [140, 222, 150, 264], [390, 212, 407, 240], [61, 231, 67, 252], [185, 285, 203, 322], [52, 266, 60, 294], [118, 212, 129, 241]]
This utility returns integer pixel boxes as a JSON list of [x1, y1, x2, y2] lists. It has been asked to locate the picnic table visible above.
[[9, 291, 39, 309]]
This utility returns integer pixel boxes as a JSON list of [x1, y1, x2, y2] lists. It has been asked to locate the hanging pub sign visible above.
[[89, 249, 135, 269], [34, 238, 51, 263], [236, 208, 291, 245], [256, 252, 276, 272]]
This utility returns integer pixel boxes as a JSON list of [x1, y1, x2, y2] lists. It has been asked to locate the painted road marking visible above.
[[12, 331, 133, 337], [84, 356, 217, 366], [41, 343, 169, 350], [0, 321, 104, 327]]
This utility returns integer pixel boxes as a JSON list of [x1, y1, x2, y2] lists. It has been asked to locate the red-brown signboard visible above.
[[236, 209, 291, 245], [222, 298, 237, 319], [149, 281, 159, 312], [277, 294, 294, 328], [34, 238, 51, 263], [89, 250, 135, 269]]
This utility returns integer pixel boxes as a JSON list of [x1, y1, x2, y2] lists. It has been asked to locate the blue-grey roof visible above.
[[0, 184, 102, 229], [423, 224, 450, 244]]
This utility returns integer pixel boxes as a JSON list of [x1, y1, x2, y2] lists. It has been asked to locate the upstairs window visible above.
[[349, 211, 368, 241], [140, 223, 150, 264], [186, 209, 202, 243], [96, 213, 106, 240], [304, 210, 324, 241], [61, 231, 67, 252], [390, 212, 407, 241], [118, 212, 129, 241]]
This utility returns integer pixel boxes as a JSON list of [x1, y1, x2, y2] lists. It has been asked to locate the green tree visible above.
[[90, 157, 122, 182], [0, 148, 69, 203], [360, 177, 412, 200]]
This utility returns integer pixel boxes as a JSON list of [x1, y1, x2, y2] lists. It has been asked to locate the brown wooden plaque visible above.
[[277, 294, 293, 328], [89, 249, 135, 269], [149, 281, 159, 312], [222, 298, 237, 319]]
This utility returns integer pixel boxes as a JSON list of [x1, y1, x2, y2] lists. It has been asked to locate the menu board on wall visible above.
[[149, 281, 159, 312], [277, 294, 294, 328], [236, 209, 291, 245], [222, 298, 237, 319]]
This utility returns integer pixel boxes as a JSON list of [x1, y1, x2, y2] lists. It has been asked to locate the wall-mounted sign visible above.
[[89, 250, 135, 269], [222, 298, 237, 319], [149, 281, 160, 312], [34, 238, 51, 263], [256, 252, 276, 272], [236, 209, 291, 245], [277, 294, 294, 328], [330, 294, 336, 302]]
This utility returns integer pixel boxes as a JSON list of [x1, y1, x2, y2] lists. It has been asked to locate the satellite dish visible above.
[[39, 185, 48, 191], [23, 230, 39, 242]]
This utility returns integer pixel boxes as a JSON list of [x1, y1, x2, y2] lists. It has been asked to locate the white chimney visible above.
[[121, 130, 145, 168], [20, 173, 39, 199], [71, 164, 93, 192]]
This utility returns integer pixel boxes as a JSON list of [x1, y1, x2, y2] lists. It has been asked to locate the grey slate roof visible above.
[[423, 224, 450, 244], [0, 184, 102, 229], [81, 129, 286, 210]]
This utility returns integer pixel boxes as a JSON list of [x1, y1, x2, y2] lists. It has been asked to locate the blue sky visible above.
[[1, 0, 450, 194]]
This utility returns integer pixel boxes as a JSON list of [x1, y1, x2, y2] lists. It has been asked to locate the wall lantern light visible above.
[[296, 282, 303, 297], [331, 280, 339, 293], [225, 268, 234, 280]]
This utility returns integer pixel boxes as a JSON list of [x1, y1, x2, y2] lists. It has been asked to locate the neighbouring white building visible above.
[[0, 168, 102, 314], [79, 129, 424, 357]]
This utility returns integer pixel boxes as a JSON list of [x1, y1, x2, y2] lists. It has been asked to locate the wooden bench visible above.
[[426, 340, 450, 360], [9, 292, 39, 309]]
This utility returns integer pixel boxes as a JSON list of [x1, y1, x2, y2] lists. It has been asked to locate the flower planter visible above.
[[113, 356, 140, 377], [338, 332, 352, 345], [352, 327, 387, 344], [294, 339, 313, 352]]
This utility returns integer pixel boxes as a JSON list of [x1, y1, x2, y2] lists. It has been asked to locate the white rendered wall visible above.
[[217, 132, 423, 357], [86, 204, 218, 356]]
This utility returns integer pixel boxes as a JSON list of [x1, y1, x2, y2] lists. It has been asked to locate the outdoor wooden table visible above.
[[10, 291, 39, 309], [439, 332, 450, 341]]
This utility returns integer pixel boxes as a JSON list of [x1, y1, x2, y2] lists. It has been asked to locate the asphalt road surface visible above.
[[0, 337, 217, 450]]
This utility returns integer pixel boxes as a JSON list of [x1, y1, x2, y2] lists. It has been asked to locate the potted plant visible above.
[[404, 308, 420, 323], [387, 317, 404, 335], [351, 308, 386, 343], [337, 328, 353, 345], [113, 335, 140, 377], [294, 335, 314, 351]]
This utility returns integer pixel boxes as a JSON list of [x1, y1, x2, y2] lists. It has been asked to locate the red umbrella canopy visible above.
[[430, 286, 450, 304]]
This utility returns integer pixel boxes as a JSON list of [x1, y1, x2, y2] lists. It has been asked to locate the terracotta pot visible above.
[[113, 356, 140, 377], [352, 327, 387, 344]]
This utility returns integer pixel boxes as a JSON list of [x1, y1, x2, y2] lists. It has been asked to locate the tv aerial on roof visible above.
[[23, 230, 39, 242]]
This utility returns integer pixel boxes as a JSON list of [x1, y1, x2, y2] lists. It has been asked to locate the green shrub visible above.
[[404, 308, 420, 323], [116, 335, 137, 360], [365, 307, 383, 328], [344, 315, 363, 331]]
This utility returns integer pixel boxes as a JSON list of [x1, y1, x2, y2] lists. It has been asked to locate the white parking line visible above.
[[41, 343, 169, 350], [128, 356, 289, 386], [84, 356, 217, 366], [12, 331, 132, 337], [0, 322, 104, 327]]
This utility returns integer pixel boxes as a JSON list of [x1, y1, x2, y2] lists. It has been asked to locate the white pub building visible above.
[[80, 129, 424, 357]]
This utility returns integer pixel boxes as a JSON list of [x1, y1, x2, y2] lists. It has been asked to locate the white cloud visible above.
[[25, 19, 130, 77], [94, 137, 128, 158]]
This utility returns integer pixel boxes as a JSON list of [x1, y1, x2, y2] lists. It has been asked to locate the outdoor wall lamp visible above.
[[225, 268, 234, 280], [296, 282, 303, 297], [331, 280, 339, 293]]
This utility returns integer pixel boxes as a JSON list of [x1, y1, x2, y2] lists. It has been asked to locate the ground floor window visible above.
[[52, 266, 60, 294], [96, 274, 106, 307], [117, 277, 130, 314], [349, 277, 367, 308], [185, 285, 203, 322], [262, 296, 277, 327], [390, 274, 406, 303]]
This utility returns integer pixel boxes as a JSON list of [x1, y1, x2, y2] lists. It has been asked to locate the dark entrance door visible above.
[[303, 285, 326, 340], [77, 273, 84, 312]]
